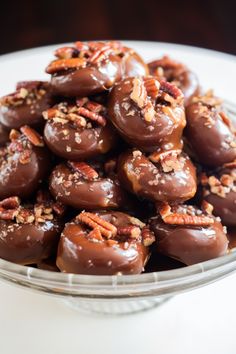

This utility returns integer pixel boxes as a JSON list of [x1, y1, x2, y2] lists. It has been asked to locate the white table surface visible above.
[[0, 273, 235, 354]]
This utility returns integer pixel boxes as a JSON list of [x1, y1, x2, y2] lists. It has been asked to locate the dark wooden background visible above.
[[1, 0, 236, 55]]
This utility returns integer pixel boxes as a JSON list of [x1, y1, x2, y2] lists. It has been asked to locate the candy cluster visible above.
[[0, 41, 235, 275]]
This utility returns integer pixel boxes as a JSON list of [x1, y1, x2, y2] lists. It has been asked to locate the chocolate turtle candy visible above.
[[46, 41, 148, 97], [0, 126, 51, 199], [56, 210, 154, 275], [118, 149, 197, 203], [0, 81, 53, 129], [108, 76, 186, 152], [185, 91, 236, 167], [150, 203, 228, 265]]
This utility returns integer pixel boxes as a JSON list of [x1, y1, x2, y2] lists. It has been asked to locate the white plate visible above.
[[0, 41, 236, 102], [0, 41, 236, 354]]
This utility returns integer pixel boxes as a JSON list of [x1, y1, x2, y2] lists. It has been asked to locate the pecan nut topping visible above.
[[159, 203, 214, 226], [141, 226, 155, 247], [130, 77, 184, 124], [43, 99, 107, 127], [117, 225, 141, 239], [78, 212, 117, 238], [68, 161, 99, 180], [202, 170, 236, 198], [20, 125, 44, 147], [46, 41, 124, 74]]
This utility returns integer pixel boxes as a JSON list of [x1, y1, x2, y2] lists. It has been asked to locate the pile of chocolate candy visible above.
[[0, 41, 235, 275]]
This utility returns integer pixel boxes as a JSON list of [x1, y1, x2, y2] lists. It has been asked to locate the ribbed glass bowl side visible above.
[[0, 250, 235, 300]]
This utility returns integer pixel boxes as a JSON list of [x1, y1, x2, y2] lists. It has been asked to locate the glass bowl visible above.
[[0, 250, 236, 315], [0, 41, 236, 315]]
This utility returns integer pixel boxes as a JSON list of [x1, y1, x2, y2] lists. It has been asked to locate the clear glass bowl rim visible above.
[[0, 250, 236, 299]]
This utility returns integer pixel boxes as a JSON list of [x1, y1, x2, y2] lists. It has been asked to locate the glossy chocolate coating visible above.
[[43, 100, 117, 160], [202, 168, 236, 226], [50, 162, 127, 210], [150, 205, 228, 265], [0, 81, 52, 129], [118, 150, 197, 203], [44, 119, 116, 160], [148, 56, 199, 106], [0, 123, 9, 146], [0, 133, 51, 199], [108, 77, 186, 152], [48, 42, 148, 97], [0, 218, 61, 265], [56, 211, 149, 275], [185, 93, 236, 167]]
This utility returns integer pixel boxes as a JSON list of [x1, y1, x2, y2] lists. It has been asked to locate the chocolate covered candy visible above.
[[150, 203, 228, 265], [200, 164, 236, 226], [43, 99, 117, 160], [108, 77, 186, 152], [0, 126, 51, 199], [118, 149, 197, 203], [185, 91, 236, 167], [0, 81, 53, 129], [50, 160, 127, 210], [0, 196, 63, 265], [46, 41, 148, 97], [56, 211, 154, 275]]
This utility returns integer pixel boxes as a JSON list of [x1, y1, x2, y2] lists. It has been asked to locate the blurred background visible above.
[[1, 0, 236, 55]]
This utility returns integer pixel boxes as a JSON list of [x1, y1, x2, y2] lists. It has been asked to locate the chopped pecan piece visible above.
[[129, 216, 145, 229], [201, 200, 214, 215], [130, 77, 147, 109], [159, 204, 214, 226], [78, 212, 117, 238], [162, 213, 214, 226], [141, 226, 155, 246], [54, 46, 78, 59], [16, 208, 35, 224], [117, 225, 141, 239], [20, 126, 44, 147], [142, 101, 156, 122], [192, 90, 222, 107], [143, 77, 160, 100], [159, 203, 172, 219], [43, 107, 65, 120], [160, 80, 182, 100], [220, 174, 234, 187], [149, 149, 182, 172], [85, 101, 104, 113], [46, 58, 86, 74], [9, 129, 20, 141], [77, 106, 106, 126], [89, 45, 113, 64], [87, 227, 103, 241], [0, 196, 20, 209], [19, 149, 32, 165], [149, 149, 181, 163], [0, 208, 19, 220], [68, 161, 99, 180]]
